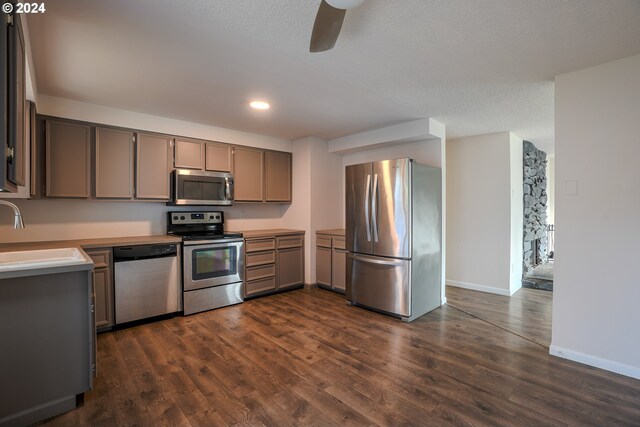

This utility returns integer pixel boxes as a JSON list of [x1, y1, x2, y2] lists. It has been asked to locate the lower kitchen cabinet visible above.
[[85, 248, 114, 331], [276, 235, 304, 289], [244, 231, 305, 298], [316, 231, 346, 293]]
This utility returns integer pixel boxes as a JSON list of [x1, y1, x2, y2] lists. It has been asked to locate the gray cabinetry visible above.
[[316, 231, 346, 293], [135, 133, 172, 200], [244, 237, 276, 297], [233, 146, 264, 202], [206, 142, 232, 172], [45, 119, 91, 198], [95, 127, 133, 199], [0, 268, 95, 426], [276, 234, 304, 289], [174, 138, 204, 170], [244, 231, 305, 298], [85, 248, 114, 331], [265, 151, 292, 202]]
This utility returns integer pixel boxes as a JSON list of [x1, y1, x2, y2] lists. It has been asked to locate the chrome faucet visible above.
[[0, 200, 25, 229]]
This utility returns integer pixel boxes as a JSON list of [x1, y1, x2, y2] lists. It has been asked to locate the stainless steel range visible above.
[[167, 211, 244, 315]]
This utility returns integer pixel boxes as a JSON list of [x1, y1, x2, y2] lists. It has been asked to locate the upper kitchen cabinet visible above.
[[233, 146, 264, 202], [174, 138, 203, 170], [45, 119, 91, 198], [0, 11, 26, 192], [265, 151, 291, 202], [173, 138, 232, 172], [95, 127, 134, 199], [136, 133, 172, 200], [205, 142, 232, 172]]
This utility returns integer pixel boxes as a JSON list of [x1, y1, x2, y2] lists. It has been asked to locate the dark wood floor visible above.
[[445, 285, 553, 347], [40, 288, 640, 426]]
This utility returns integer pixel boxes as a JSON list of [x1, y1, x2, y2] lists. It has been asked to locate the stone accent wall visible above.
[[523, 141, 548, 275]]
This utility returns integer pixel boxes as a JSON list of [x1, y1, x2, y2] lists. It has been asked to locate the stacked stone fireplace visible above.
[[523, 141, 548, 276]]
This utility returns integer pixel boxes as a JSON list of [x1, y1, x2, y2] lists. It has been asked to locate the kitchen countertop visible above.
[[0, 235, 182, 252], [316, 228, 345, 236], [238, 229, 305, 239]]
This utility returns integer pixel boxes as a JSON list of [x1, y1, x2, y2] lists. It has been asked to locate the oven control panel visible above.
[[169, 211, 223, 225]]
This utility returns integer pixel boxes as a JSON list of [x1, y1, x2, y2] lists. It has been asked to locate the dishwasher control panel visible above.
[[169, 211, 223, 225], [113, 244, 177, 261]]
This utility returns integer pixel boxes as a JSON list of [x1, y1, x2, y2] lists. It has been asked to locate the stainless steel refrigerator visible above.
[[346, 158, 442, 322]]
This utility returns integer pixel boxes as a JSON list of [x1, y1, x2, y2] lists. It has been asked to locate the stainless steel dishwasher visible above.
[[113, 243, 181, 325]]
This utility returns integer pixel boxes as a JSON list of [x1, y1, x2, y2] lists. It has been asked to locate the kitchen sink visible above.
[[0, 247, 94, 278]]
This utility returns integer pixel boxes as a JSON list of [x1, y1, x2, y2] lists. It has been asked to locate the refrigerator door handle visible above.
[[372, 173, 379, 242], [348, 253, 405, 266], [365, 174, 371, 242]]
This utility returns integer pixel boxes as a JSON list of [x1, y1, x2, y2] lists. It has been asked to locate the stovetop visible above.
[[166, 210, 242, 242]]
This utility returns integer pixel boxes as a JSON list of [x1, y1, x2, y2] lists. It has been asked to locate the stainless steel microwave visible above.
[[170, 169, 234, 205]]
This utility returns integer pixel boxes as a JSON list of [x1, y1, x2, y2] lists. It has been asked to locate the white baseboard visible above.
[[549, 345, 640, 380], [446, 280, 512, 296]]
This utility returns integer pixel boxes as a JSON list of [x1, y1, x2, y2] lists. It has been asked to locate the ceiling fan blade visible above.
[[310, 0, 346, 52]]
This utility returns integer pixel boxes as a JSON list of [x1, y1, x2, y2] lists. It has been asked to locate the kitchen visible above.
[[3, 1, 640, 426]]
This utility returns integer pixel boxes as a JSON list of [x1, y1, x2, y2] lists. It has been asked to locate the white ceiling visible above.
[[27, 0, 640, 154]]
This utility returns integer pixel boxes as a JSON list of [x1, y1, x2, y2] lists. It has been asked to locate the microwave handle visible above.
[[225, 177, 231, 200]]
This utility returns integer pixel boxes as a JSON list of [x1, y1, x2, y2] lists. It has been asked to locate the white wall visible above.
[[446, 132, 522, 296], [38, 95, 291, 152], [282, 137, 344, 284], [551, 53, 640, 379], [509, 134, 524, 294], [546, 155, 555, 226]]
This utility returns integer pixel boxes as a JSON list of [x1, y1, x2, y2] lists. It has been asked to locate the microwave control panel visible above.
[[169, 211, 223, 225]]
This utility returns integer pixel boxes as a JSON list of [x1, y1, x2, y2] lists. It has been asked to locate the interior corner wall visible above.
[[282, 137, 344, 285], [509, 133, 524, 294], [552, 53, 640, 379], [446, 132, 514, 296]]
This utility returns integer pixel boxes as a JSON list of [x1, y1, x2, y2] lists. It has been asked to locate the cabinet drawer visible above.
[[277, 235, 303, 249], [246, 238, 276, 253], [245, 277, 276, 296], [332, 237, 345, 250], [246, 250, 276, 267], [317, 235, 332, 248], [246, 264, 276, 281], [85, 248, 111, 268]]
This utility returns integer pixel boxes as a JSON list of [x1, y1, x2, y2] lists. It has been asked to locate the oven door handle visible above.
[[183, 239, 244, 247]]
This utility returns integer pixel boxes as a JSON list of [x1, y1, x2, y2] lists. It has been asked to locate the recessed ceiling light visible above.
[[250, 100, 270, 110]]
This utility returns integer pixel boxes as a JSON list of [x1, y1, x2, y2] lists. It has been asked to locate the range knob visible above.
[[180, 215, 185, 220], [209, 215, 214, 220], [215, 215, 220, 219], [173, 215, 178, 221]]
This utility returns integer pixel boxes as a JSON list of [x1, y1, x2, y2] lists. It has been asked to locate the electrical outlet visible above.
[[241, 210, 246, 219]]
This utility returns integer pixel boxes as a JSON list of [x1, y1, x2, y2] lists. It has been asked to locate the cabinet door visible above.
[[46, 120, 91, 197], [174, 138, 203, 170], [136, 133, 171, 199], [9, 15, 26, 187], [233, 146, 264, 201], [86, 248, 114, 330], [265, 151, 291, 202], [316, 246, 332, 286], [93, 268, 113, 329], [277, 246, 304, 289], [205, 142, 232, 172], [95, 127, 133, 198], [331, 248, 346, 291]]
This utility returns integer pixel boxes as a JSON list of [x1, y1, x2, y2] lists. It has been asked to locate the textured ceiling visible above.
[[27, 0, 640, 154]]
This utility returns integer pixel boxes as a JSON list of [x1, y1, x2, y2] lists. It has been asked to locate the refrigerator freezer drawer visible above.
[[346, 253, 410, 317]]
